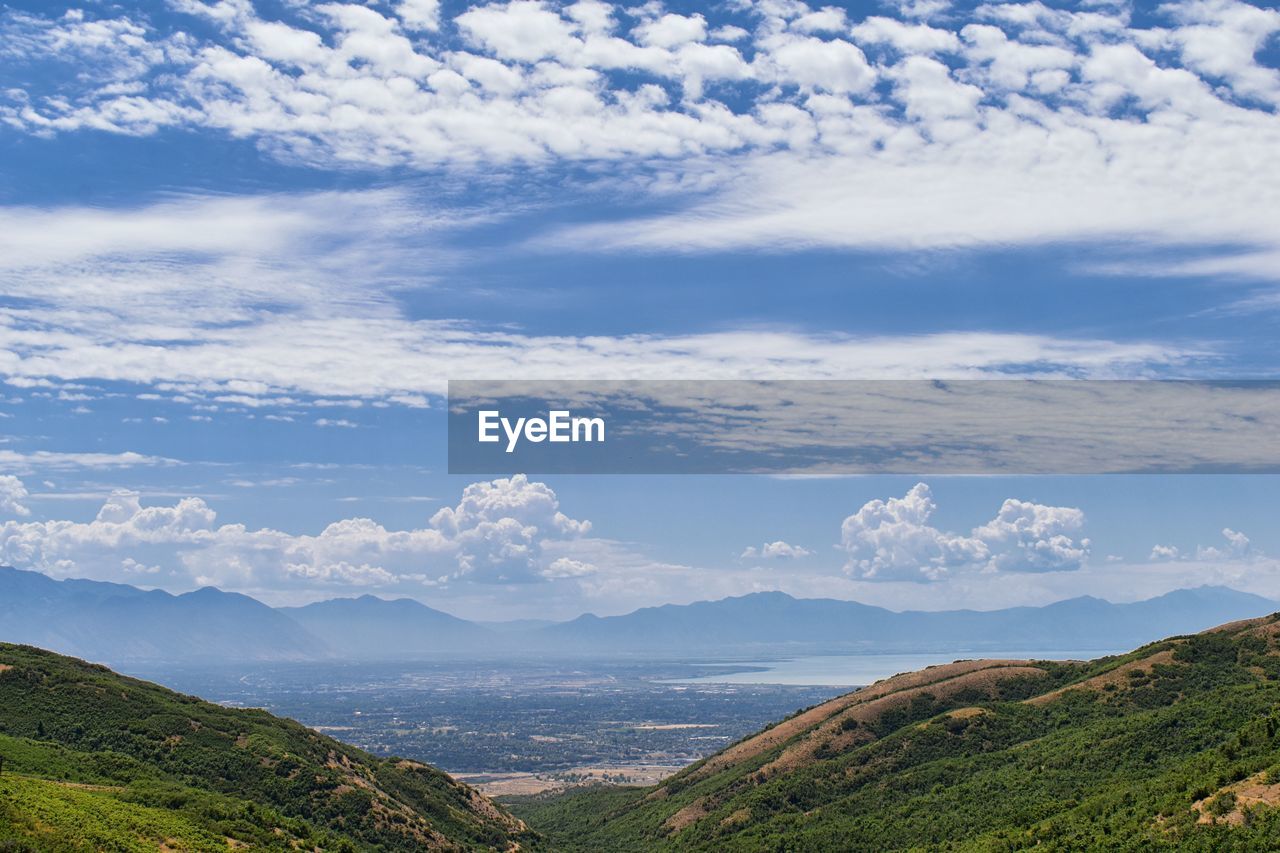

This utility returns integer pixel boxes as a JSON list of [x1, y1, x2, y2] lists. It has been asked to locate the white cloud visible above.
[[1150, 527, 1258, 562], [710, 25, 749, 43], [121, 556, 162, 575], [455, 1, 577, 63], [543, 556, 597, 578], [851, 16, 960, 53], [398, 0, 443, 32], [0, 1, 1272, 414], [634, 13, 707, 49], [889, 0, 953, 21], [888, 54, 982, 125], [0, 450, 175, 473], [741, 540, 813, 560], [760, 33, 876, 93], [430, 474, 591, 583], [0, 190, 1196, 407], [0, 0, 1273, 282], [791, 8, 849, 35], [970, 497, 1089, 574], [0, 474, 590, 592], [839, 483, 1089, 582], [1155, 0, 1280, 105], [960, 23, 1075, 91], [0, 475, 30, 517], [1219, 528, 1252, 555], [840, 483, 985, 581]]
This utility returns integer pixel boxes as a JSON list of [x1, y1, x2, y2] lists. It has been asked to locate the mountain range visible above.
[[278, 594, 497, 658], [535, 586, 1278, 653], [0, 566, 319, 662], [2, 565, 1276, 664]]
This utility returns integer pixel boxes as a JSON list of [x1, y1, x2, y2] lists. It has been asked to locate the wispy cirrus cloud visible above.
[[0, 190, 1200, 409], [0, 449, 177, 473]]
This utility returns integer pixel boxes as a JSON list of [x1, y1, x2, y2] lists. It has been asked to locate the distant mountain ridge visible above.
[[0, 566, 321, 662], [279, 594, 496, 658], [534, 586, 1279, 654], [1, 565, 1275, 664]]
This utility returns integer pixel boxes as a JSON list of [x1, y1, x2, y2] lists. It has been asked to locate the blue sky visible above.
[[0, 0, 1278, 618]]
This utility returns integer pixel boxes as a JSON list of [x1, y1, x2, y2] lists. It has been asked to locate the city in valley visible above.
[[130, 658, 842, 797]]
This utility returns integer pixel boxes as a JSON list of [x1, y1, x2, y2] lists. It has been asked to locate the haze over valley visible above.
[[5, 563, 1277, 796]]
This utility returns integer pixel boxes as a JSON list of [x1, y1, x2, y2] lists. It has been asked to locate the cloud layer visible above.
[[2, 2, 1267, 408], [2, 473, 1274, 617], [0, 474, 591, 592], [0, 474, 1094, 598], [2, 0, 1278, 272], [0, 190, 1201, 409]]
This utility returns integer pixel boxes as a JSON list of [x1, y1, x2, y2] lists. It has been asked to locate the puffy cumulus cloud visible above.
[[0, 475, 31, 517], [850, 16, 960, 53], [757, 32, 876, 94], [398, 0, 443, 33], [1151, 527, 1257, 562], [633, 12, 708, 49], [1, 0, 1278, 275], [740, 540, 813, 560], [840, 483, 1089, 582], [970, 498, 1089, 574], [1216, 528, 1253, 557], [1150, 0, 1280, 104], [839, 484, 986, 582], [791, 7, 849, 35], [0, 475, 590, 591], [429, 474, 590, 582]]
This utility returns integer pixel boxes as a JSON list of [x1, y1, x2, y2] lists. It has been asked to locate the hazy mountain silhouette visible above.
[[2, 565, 1274, 662], [531, 587, 1278, 654], [279, 594, 495, 658], [0, 566, 323, 662]]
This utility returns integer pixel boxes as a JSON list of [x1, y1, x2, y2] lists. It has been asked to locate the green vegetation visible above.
[[0, 644, 536, 851], [511, 614, 1280, 851], [14, 616, 1280, 851]]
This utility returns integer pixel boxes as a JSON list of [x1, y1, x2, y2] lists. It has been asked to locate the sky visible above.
[[0, 0, 1278, 620]]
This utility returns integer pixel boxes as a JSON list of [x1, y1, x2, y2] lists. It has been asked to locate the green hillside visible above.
[[512, 613, 1280, 851], [0, 644, 537, 852]]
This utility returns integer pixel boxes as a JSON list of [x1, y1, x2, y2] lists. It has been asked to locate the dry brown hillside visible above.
[[514, 611, 1280, 852]]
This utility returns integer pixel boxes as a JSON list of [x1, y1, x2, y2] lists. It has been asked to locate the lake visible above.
[[671, 649, 1127, 687]]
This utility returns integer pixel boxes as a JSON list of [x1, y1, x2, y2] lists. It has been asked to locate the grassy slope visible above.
[[0, 772, 229, 852], [0, 644, 537, 852], [512, 614, 1280, 851]]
